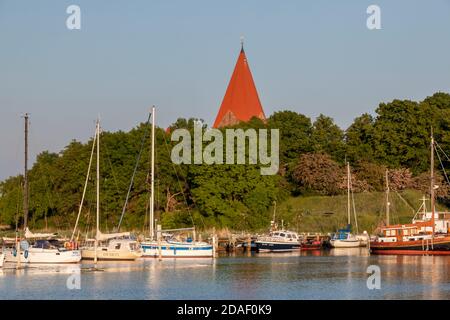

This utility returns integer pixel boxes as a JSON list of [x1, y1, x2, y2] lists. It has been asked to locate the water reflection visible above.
[[1, 252, 450, 299]]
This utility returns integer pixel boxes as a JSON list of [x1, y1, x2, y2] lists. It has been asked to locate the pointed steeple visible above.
[[213, 42, 266, 128]]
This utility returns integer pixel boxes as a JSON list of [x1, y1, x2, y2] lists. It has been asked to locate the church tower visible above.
[[213, 42, 266, 128]]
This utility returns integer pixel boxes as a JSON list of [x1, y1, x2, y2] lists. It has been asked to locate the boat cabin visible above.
[[377, 223, 431, 243], [83, 239, 140, 252], [412, 211, 450, 234], [32, 239, 61, 249], [268, 231, 300, 242]]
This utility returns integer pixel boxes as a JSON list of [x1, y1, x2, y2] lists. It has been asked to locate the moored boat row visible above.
[[5, 114, 450, 265]]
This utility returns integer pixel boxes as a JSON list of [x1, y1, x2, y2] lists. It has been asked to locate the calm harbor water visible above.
[[1, 248, 450, 300]]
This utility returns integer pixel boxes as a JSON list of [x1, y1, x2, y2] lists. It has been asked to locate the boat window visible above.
[[129, 243, 136, 250], [115, 243, 121, 250], [280, 233, 285, 237]]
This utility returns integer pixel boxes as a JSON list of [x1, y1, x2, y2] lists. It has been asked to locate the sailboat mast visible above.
[[385, 169, 390, 225], [23, 113, 29, 231], [430, 130, 435, 236], [150, 106, 156, 239], [347, 162, 351, 226], [95, 120, 100, 264]]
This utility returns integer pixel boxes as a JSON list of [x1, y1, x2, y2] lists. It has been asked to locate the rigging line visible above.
[[435, 140, 450, 162], [434, 144, 450, 187], [102, 139, 122, 196], [393, 189, 415, 214], [161, 131, 203, 228], [71, 127, 97, 242], [117, 113, 152, 231]]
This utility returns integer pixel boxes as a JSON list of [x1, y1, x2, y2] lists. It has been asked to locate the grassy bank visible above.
[[1, 189, 446, 237], [274, 189, 447, 234]]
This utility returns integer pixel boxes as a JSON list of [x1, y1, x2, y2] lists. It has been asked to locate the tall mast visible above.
[[95, 120, 100, 264], [149, 106, 156, 240], [23, 113, 29, 231], [385, 169, 390, 225], [347, 162, 351, 226], [430, 129, 435, 236]]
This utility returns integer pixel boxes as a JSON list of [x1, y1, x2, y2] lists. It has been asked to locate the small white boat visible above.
[[81, 238, 142, 261], [330, 162, 362, 249], [141, 239, 213, 258], [0, 253, 4, 268], [330, 233, 361, 248], [5, 239, 81, 264]]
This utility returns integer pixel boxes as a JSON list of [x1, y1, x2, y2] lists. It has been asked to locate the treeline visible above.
[[1, 92, 450, 231]]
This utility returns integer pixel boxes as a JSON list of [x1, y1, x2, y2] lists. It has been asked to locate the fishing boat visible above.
[[255, 230, 301, 252], [76, 120, 142, 261], [255, 202, 301, 252], [137, 107, 213, 258], [370, 133, 450, 255]]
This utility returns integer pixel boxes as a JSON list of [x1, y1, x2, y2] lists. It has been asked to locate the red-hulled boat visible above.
[[370, 222, 450, 255], [370, 133, 450, 255], [300, 239, 322, 251]]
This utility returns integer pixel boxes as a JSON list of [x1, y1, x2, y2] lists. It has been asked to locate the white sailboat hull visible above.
[[356, 234, 369, 247], [141, 241, 213, 258], [0, 254, 4, 267], [81, 247, 141, 261], [330, 239, 361, 248], [4, 248, 81, 264]]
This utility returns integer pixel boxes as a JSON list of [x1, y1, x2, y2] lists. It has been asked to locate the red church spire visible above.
[[213, 42, 266, 128]]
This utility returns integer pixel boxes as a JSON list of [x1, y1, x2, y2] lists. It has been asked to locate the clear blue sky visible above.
[[1, 0, 450, 180]]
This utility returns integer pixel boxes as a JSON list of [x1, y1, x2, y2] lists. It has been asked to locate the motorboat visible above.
[[255, 230, 301, 252]]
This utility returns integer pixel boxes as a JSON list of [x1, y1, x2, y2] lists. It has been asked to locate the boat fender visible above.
[[12, 248, 17, 257], [24, 250, 29, 259]]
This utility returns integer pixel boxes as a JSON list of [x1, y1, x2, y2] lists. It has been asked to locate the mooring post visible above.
[[157, 224, 162, 261]]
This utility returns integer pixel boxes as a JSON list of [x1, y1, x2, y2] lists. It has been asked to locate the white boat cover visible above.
[[96, 231, 131, 241], [25, 227, 57, 239]]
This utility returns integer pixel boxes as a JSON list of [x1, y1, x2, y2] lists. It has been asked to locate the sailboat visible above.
[[370, 132, 450, 255], [78, 120, 142, 261], [140, 107, 213, 258], [329, 162, 362, 248], [4, 114, 81, 264]]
